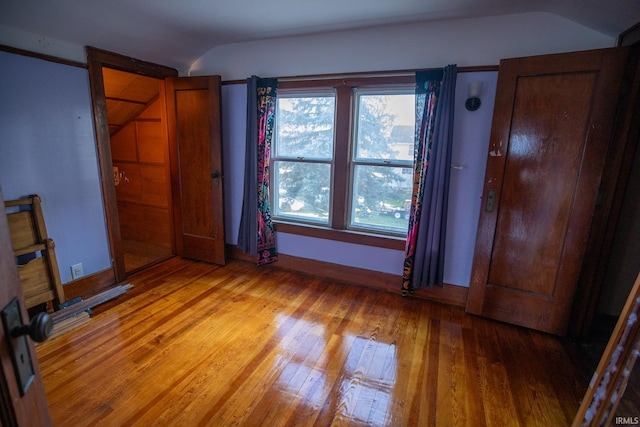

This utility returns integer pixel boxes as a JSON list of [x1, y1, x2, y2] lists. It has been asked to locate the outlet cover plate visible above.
[[71, 263, 84, 280]]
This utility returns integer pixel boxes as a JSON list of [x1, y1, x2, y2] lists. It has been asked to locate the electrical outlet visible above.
[[71, 263, 84, 280]]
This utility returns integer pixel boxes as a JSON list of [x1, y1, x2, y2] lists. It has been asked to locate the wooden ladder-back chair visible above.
[[5, 195, 66, 312]]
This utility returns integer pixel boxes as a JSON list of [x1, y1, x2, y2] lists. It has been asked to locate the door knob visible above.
[[1, 298, 52, 395], [211, 170, 221, 187], [11, 312, 53, 343]]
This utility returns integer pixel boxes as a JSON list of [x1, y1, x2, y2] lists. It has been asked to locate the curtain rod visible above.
[[221, 65, 498, 85]]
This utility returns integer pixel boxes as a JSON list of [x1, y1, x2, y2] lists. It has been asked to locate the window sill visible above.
[[273, 221, 406, 250]]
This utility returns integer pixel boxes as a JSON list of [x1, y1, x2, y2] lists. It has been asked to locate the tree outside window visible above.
[[272, 77, 415, 237]]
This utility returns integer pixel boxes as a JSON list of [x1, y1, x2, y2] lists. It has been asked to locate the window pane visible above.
[[351, 165, 413, 233], [276, 96, 335, 159], [355, 93, 414, 161], [274, 161, 331, 224]]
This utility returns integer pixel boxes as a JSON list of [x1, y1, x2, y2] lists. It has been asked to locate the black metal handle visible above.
[[11, 312, 53, 343], [211, 170, 221, 187]]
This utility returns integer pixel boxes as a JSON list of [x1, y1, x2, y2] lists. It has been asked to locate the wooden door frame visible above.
[[86, 47, 178, 284], [569, 26, 640, 337]]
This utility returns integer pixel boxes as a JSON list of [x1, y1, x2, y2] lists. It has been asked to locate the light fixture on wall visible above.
[[465, 81, 483, 111]]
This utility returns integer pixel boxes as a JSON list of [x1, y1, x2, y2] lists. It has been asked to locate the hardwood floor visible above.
[[122, 238, 172, 273], [37, 257, 596, 426]]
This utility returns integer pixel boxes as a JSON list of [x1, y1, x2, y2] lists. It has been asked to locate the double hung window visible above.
[[273, 92, 335, 224], [271, 76, 415, 244]]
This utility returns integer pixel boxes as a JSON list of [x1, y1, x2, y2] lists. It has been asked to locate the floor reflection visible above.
[[335, 336, 397, 426], [273, 313, 398, 427]]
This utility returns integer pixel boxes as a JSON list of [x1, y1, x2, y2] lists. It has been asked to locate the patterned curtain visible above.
[[402, 65, 457, 295], [238, 76, 278, 265]]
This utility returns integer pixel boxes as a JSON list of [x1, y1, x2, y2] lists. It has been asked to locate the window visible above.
[[272, 76, 415, 244], [351, 89, 414, 234], [273, 92, 335, 225]]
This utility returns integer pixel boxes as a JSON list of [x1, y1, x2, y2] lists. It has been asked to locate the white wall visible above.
[[0, 25, 87, 65], [0, 12, 617, 80], [221, 83, 247, 245], [0, 10, 618, 288], [0, 51, 112, 283], [212, 11, 615, 287], [191, 12, 615, 80], [445, 71, 497, 286], [222, 71, 498, 285]]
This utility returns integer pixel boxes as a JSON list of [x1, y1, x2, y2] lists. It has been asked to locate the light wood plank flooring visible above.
[[37, 257, 595, 426], [122, 239, 172, 273]]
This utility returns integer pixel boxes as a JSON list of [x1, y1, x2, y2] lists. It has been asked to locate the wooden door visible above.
[[87, 47, 179, 284], [165, 76, 226, 265], [0, 186, 52, 426], [466, 48, 628, 335]]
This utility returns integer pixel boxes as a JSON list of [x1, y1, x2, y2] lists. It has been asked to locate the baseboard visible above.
[[64, 249, 469, 306], [412, 278, 469, 307], [62, 267, 116, 300], [228, 245, 468, 307]]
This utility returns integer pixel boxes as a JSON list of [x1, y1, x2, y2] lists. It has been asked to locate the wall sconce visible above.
[[465, 81, 483, 111]]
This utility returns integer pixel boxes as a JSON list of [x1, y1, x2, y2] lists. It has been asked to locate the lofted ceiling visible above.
[[102, 68, 160, 136], [1, 0, 639, 72]]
